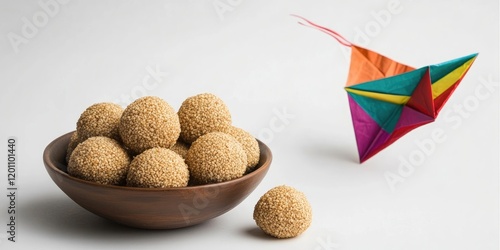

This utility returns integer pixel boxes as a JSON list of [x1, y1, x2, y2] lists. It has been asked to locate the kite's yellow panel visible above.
[[432, 58, 476, 99], [345, 88, 410, 105]]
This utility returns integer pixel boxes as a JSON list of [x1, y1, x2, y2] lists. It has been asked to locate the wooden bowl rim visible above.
[[43, 131, 272, 192]]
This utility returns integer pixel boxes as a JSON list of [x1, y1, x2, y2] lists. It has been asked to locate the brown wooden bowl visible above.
[[43, 131, 272, 229]]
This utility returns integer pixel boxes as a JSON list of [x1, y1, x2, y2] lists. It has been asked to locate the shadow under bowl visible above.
[[43, 131, 272, 229]]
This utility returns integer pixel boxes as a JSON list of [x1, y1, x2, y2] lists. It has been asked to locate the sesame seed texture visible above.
[[253, 185, 312, 238]]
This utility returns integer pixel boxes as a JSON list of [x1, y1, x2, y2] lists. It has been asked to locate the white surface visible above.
[[0, 0, 498, 249]]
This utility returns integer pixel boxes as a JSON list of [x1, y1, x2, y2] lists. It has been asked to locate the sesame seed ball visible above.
[[178, 93, 232, 143], [119, 96, 181, 154], [223, 126, 260, 173], [126, 148, 189, 188], [68, 136, 131, 185], [186, 132, 246, 184], [66, 131, 80, 163], [76, 102, 123, 142], [253, 185, 312, 238], [170, 140, 190, 159]]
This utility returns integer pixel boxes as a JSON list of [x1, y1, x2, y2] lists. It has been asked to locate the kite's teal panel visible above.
[[429, 53, 478, 83], [347, 92, 403, 133], [347, 67, 427, 96]]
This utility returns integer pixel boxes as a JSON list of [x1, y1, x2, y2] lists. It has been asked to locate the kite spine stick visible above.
[[291, 14, 352, 47]]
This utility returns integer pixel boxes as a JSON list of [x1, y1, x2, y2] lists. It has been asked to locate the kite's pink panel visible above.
[[348, 94, 388, 161], [359, 106, 435, 162], [394, 106, 436, 130]]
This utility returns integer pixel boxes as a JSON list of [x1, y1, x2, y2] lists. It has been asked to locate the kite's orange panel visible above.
[[346, 46, 415, 87]]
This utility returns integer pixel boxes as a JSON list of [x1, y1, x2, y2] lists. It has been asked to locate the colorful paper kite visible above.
[[295, 16, 478, 163]]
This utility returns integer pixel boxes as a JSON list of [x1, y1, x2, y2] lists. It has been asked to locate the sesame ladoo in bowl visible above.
[[222, 126, 260, 173], [126, 147, 189, 188], [186, 132, 247, 184], [178, 93, 232, 143], [68, 136, 130, 185], [119, 96, 181, 155], [43, 131, 272, 229]]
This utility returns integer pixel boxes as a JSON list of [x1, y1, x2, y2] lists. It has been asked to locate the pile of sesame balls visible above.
[[66, 93, 312, 238]]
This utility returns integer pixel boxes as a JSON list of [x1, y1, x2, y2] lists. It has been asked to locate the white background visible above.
[[0, 0, 498, 249]]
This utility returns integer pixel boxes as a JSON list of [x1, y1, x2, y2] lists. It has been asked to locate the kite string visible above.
[[291, 14, 352, 47]]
